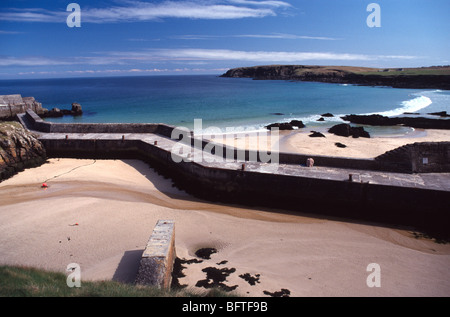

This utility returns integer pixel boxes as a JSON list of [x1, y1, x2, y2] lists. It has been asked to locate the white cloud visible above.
[[0, 30, 23, 34], [141, 48, 418, 62], [15, 67, 229, 77], [234, 33, 340, 40], [228, 0, 292, 7], [172, 33, 340, 41], [0, 1, 281, 23], [0, 49, 418, 67], [0, 56, 72, 66], [0, 8, 64, 23]]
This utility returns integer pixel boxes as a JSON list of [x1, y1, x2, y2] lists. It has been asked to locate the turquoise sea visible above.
[[1, 75, 449, 136]]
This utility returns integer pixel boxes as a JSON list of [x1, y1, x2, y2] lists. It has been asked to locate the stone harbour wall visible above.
[[16, 110, 450, 238], [135, 220, 176, 289], [0, 95, 47, 119]]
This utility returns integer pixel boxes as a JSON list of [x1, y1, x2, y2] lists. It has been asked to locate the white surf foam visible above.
[[363, 94, 432, 117]]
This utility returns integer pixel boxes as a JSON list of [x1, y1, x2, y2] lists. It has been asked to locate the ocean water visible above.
[[1, 75, 449, 135]]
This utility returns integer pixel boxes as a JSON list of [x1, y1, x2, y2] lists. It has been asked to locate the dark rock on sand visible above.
[[195, 248, 217, 259], [329, 123, 370, 138], [309, 131, 326, 137], [335, 142, 347, 148], [263, 288, 291, 297], [195, 267, 238, 291], [265, 120, 305, 130], [239, 273, 261, 286]]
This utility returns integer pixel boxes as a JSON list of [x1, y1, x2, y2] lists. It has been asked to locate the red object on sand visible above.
[[41, 183, 48, 188]]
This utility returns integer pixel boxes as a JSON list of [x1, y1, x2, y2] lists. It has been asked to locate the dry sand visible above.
[[1, 154, 449, 296], [209, 128, 450, 159]]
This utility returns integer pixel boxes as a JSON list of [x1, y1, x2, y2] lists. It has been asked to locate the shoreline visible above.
[[208, 126, 450, 159], [1, 158, 450, 296]]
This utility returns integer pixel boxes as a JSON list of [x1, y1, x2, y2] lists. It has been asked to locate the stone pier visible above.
[[135, 220, 176, 289]]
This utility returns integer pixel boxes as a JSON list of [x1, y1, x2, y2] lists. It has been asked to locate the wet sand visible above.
[[1, 158, 449, 296]]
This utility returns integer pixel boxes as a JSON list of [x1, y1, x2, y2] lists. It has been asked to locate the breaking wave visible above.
[[364, 94, 432, 117]]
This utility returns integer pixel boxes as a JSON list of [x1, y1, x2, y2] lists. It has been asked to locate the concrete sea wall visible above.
[[19, 110, 450, 238]]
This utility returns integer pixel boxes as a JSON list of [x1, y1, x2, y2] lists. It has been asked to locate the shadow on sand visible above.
[[112, 249, 144, 284]]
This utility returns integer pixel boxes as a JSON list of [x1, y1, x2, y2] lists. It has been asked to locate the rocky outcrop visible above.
[[265, 120, 305, 130], [221, 65, 450, 90], [0, 122, 46, 181], [42, 102, 83, 118], [0, 95, 48, 120], [328, 123, 370, 138], [428, 111, 450, 117], [309, 131, 326, 137], [0, 95, 83, 120], [341, 114, 450, 129]]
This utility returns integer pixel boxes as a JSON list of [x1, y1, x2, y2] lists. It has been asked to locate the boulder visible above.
[[309, 131, 326, 137], [0, 122, 46, 181], [71, 102, 83, 116], [289, 120, 305, 128], [341, 114, 450, 129], [265, 120, 305, 130], [266, 122, 293, 130], [328, 123, 351, 137], [321, 113, 334, 117], [428, 111, 449, 117], [328, 123, 370, 138], [46, 108, 63, 118], [349, 126, 370, 138]]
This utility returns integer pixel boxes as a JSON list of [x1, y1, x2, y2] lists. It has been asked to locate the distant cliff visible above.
[[221, 65, 450, 90], [0, 121, 46, 181]]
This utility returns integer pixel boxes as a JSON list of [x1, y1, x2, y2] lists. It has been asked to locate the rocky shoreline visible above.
[[221, 65, 450, 90], [0, 121, 46, 181], [341, 114, 450, 130]]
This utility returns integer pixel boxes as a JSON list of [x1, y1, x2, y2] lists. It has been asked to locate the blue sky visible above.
[[0, 0, 449, 79]]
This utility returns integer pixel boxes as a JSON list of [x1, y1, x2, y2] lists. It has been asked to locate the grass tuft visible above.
[[0, 265, 238, 297]]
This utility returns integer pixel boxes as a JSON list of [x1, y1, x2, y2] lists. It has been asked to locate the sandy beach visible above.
[[209, 127, 450, 159], [1, 130, 450, 297]]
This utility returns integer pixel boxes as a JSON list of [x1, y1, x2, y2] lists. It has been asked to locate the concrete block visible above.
[[135, 220, 176, 289]]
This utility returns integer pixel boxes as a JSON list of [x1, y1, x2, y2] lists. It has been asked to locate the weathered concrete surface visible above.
[[135, 220, 176, 289]]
